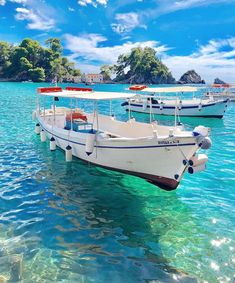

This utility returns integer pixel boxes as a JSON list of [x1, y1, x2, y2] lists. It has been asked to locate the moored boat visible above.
[[204, 84, 235, 102], [122, 86, 228, 118], [33, 86, 212, 191]]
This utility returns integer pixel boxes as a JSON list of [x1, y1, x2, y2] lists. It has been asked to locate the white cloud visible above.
[[68, 6, 75, 12], [109, 0, 234, 27], [142, 0, 235, 19], [64, 33, 235, 82], [77, 0, 108, 7], [64, 33, 169, 64], [112, 12, 146, 34], [0, 0, 27, 5], [163, 38, 235, 83], [15, 7, 55, 30], [75, 63, 101, 73], [10, 0, 27, 3]]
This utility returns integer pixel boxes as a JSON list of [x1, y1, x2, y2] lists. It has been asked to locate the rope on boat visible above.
[[176, 143, 188, 161]]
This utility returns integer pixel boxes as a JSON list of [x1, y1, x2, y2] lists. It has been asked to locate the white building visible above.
[[82, 73, 103, 83]]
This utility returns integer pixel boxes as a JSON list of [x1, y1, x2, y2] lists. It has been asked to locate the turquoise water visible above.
[[0, 82, 234, 283]]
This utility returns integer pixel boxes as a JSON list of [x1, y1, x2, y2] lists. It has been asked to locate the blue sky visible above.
[[1, 0, 235, 82]]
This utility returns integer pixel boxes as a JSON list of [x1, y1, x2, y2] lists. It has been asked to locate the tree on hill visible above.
[[113, 47, 175, 84], [28, 67, 45, 82], [100, 64, 113, 81], [0, 38, 81, 82], [0, 41, 14, 77]]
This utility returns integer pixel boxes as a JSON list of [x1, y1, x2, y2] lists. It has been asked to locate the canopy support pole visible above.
[[109, 100, 112, 116], [43, 96, 46, 120]]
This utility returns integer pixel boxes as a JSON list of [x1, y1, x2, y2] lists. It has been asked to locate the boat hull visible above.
[[124, 99, 228, 118], [37, 115, 198, 191]]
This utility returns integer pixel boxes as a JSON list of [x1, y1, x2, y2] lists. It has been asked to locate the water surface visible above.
[[0, 82, 234, 282]]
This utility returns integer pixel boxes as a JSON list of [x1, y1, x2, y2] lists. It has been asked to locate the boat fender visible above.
[[142, 100, 147, 110], [160, 102, 164, 110], [121, 101, 128, 107], [189, 154, 208, 167], [50, 137, 56, 151], [40, 129, 46, 142], [188, 163, 206, 174], [178, 101, 182, 110], [85, 130, 96, 156], [198, 103, 202, 111], [65, 145, 72, 162], [199, 137, 212, 150], [32, 110, 36, 120], [35, 123, 40, 134]]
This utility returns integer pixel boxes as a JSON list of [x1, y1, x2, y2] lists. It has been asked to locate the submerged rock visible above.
[[214, 77, 226, 84], [0, 275, 8, 283], [178, 70, 205, 84]]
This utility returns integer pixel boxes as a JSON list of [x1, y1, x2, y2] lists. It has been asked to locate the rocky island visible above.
[[111, 47, 176, 84], [1, 38, 208, 85], [177, 70, 205, 84], [214, 78, 226, 84]]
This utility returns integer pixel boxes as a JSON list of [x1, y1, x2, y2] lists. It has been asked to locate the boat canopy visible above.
[[38, 90, 137, 100], [142, 86, 198, 93]]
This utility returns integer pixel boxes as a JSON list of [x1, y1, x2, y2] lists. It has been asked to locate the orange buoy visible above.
[[129, 85, 147, 91], [66, 112, 87, 122]]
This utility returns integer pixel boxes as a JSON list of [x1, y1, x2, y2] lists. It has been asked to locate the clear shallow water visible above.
[[0, 82, 234, 283]]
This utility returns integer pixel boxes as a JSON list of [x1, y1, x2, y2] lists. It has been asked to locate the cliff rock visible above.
[[178, 70, 205, 84], [214, 78, 226, 84]]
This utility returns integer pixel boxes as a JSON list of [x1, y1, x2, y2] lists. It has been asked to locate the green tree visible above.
[[0, 41, 14, 77], [113, 47, 175, 84], [28, 67, 45, 82], [19, 38, 43, 67], [0, 38, 81, 82], [45, 38, 62, 57], [100, 64, 113, 81]]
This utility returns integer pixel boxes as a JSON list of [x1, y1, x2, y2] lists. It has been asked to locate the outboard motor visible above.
[[193, 126, 212, 149]]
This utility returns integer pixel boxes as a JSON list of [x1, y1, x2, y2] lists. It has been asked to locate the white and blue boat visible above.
[[122, 86, 228, 118], [33, 86, 211, 191]]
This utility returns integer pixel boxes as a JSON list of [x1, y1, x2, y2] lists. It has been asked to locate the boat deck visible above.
[[39, 107, 190, 139]]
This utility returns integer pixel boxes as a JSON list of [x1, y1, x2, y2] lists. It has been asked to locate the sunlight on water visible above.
[[0, 82, 234, 282]]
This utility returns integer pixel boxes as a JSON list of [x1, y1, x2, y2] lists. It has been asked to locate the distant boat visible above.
[[33, 86, 211, 191], [85, 82, 95, 86], [122, 86, 228, 118], [204, 84, 235, 102]]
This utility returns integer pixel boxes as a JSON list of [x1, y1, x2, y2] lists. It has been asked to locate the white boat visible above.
[[204, 84, 235, 102], [33, 86, 212, 191], [122, 86, 228, 118]]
